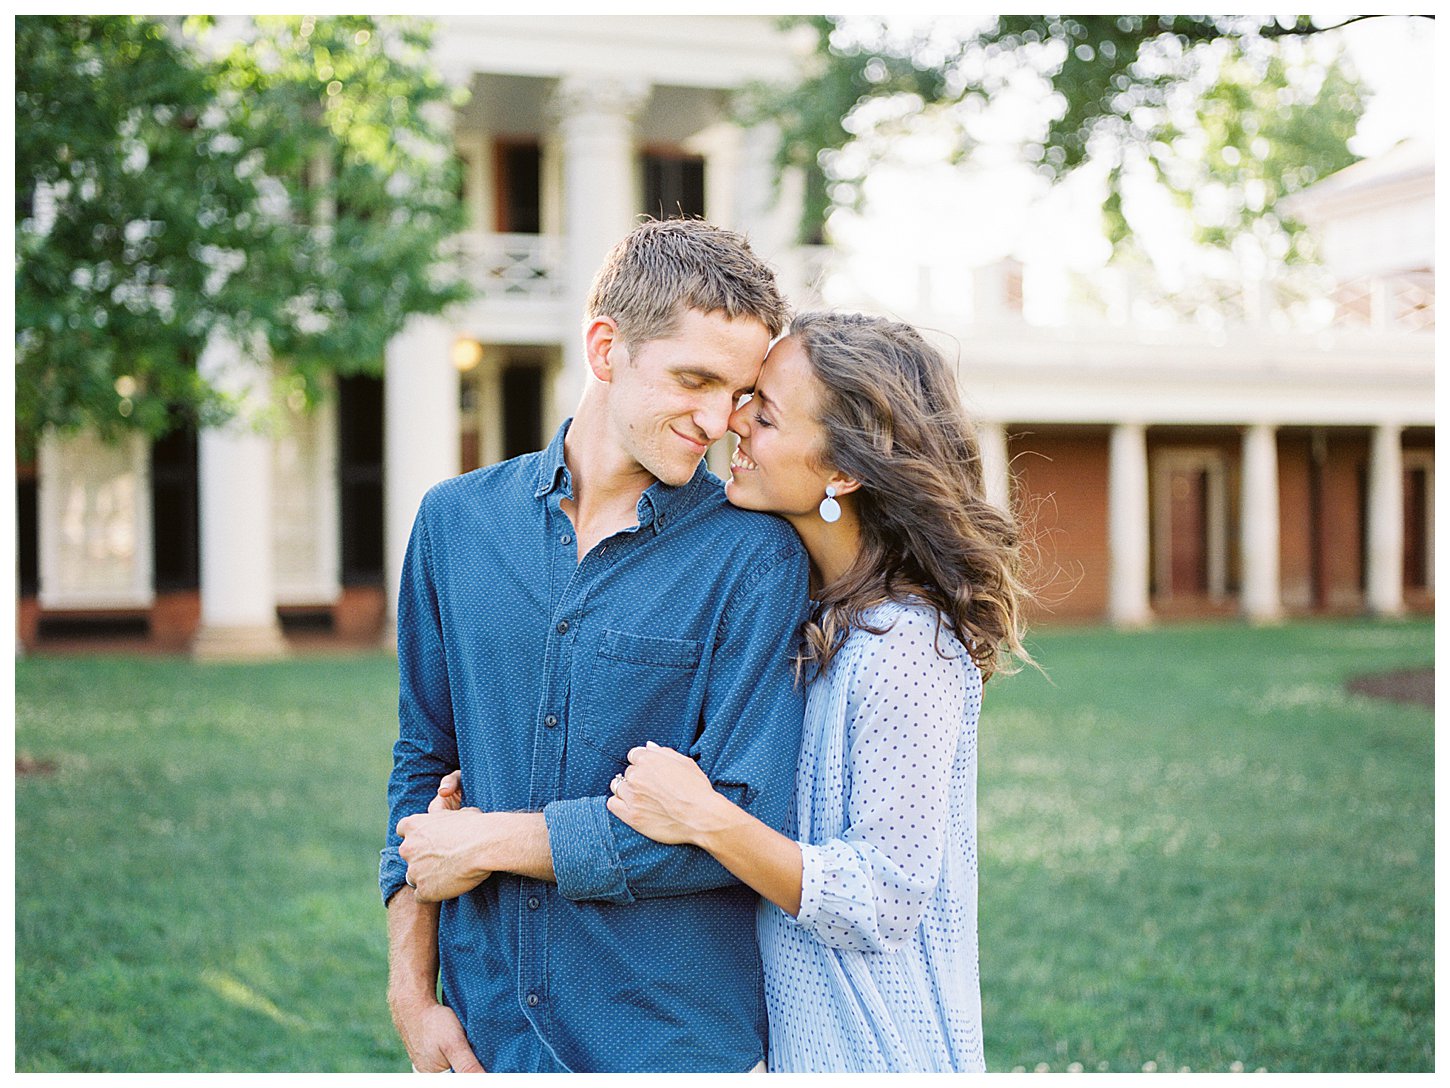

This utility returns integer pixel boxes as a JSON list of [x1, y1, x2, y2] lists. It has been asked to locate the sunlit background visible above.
[[15, 14, 1434, 648], [13, 13, 1435, 1074]]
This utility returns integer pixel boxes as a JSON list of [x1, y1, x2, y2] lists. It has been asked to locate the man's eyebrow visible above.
[[669, 365, 730, 384]]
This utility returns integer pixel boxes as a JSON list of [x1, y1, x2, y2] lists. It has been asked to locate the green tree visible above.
[[763, 15, 1388, 255], [15, 15, 468, 457]]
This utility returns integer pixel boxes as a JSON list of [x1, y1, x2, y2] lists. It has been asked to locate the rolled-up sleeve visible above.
[[794, 612, 980, 952], [379, 491, 460, 906], [545, 539, 809, 903]]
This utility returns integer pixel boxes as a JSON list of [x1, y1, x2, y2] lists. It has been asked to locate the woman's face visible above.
[[724, 335, 838, 522]]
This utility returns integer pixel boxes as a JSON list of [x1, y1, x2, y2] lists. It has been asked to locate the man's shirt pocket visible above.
[[570, 629, 704, 787]]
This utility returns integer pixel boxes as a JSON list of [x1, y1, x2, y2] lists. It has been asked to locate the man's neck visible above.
[[560, 401, 659, 556]]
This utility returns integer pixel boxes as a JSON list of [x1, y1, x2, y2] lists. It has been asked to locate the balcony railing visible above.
[[452, 232, 563, 303], [1330, 271, 1434, 333]]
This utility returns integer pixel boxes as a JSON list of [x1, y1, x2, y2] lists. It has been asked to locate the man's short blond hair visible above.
[[585, 218, 790, 348]]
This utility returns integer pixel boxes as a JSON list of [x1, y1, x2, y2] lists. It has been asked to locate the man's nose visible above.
[[698, 392, 736, 443]]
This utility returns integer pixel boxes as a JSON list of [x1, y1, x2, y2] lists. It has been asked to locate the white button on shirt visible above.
[[758, 600, 986, 1072]]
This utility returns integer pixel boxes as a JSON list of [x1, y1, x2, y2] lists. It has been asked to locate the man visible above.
[[380, 219, 809, 1073]]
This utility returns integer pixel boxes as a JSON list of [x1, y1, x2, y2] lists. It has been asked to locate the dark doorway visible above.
[[17, 461, 38, 597], [1168, 468, 1210, 596], [152, 421, 200, 591], [495, 140, 542, 234], [1403, 466, 1427, 589], [338, 374, 385, 586], [502, 362, 545, 461], [1356, 461, 1369, 593], [642, 152, 705, 220]]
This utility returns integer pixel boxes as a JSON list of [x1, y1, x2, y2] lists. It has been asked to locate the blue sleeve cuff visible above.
[[794, 840, 826, 931], [543, 796, 635, 904], [379, 847, 408, 907]]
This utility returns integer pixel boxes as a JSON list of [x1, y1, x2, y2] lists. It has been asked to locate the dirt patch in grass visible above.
[[1347, 667, 1433, 709], [16, 754, 59, 777]]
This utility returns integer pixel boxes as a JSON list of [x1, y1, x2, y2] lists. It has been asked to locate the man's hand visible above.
[[390, 993, 486, 1073], [428, 769, 464, 814], [397, 808, 496, 902]]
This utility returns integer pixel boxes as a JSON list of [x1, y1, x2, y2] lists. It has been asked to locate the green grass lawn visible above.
[[15, 618, 1433, 1072]]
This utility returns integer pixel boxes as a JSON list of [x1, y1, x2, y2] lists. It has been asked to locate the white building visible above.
[[19, 15, 810, 654], [815, 139, 1434, 625], [16, 21, 1433, 653]]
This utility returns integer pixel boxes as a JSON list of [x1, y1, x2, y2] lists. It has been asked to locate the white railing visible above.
[[1058, 265, 1434, 334], [1330, 271, 1434, 333], [554, 234, 1433, 335], [452, 232, 563, 302]]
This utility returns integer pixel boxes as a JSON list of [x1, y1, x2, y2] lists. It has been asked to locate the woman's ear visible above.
[[584, 317, 624, 382], [828, 470, 862, 498]]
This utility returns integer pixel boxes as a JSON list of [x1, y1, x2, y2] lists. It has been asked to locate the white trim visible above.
[[1239, 424, 1282, 622], [1151, 447, 1229, 603], [1365, 424, 1406, 616], [1107, 423, 1152, 626], [453, 134, 490, 234], [37, 430, 154, 610], [271, 375, 341, 606]]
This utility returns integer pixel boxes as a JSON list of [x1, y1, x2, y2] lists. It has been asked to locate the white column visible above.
[[1366, 423, 1405, 616], [192, 336, 287, 660], [689, 121, 742, 229], [977, 421, 1011, 514], [549, 76, 649, 428], [477, 346, 505, 469], [731, 121, 809, 302], [1108, 423, 1152, 627], [972, 259, 1024, 324], [1240, 424, 1282, 622], [382, 315, 460, 641]]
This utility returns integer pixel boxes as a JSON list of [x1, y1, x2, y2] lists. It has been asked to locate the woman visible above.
[[439, 312, 1032, 1072]]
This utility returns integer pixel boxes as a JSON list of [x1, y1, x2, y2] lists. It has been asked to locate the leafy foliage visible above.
[[15, 15, 468, 457], [763, 15, 1370, 253]]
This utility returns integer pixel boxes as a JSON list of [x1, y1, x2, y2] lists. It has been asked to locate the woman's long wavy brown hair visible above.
[[790, 311, 1035, 682]]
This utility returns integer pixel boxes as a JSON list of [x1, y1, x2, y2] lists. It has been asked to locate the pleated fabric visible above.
[[758, 599, 986, 1073]]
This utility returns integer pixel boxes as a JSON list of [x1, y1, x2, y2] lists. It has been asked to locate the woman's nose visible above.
[[728, 397, 751, 437]]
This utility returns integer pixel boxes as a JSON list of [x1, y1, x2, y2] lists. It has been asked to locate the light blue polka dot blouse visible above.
[[759, 598, 986, 1072]]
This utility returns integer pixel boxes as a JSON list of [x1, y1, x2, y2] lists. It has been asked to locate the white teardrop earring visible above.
[[819, 485, 841, 524]]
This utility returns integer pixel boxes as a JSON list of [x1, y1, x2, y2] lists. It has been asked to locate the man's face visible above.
[[605, 308, 771, 487]]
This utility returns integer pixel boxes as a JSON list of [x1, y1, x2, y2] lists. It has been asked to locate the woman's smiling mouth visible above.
[[731, 445, 758, 472]]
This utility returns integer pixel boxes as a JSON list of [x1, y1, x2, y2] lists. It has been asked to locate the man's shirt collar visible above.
[[534, 417, 712, 534], [534, 418, 575, 501]]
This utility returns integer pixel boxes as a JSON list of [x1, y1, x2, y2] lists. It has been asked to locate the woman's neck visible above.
[[786, 505, 864, 595]]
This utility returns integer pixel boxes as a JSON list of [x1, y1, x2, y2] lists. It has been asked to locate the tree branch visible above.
[[1258, 14, 1431, 39]]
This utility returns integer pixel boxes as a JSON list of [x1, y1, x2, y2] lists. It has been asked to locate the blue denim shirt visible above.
[[381, 420, 810, 1072]]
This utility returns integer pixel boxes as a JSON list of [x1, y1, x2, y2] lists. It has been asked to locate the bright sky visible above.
[[825, 14, 1437, 322]]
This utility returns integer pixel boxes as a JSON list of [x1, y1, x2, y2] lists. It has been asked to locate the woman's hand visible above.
[[428, 769, 463, 813], [605, 742, 730, 846]]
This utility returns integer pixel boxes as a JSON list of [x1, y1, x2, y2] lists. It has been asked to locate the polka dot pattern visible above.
[[759, 599, 986, 1072]]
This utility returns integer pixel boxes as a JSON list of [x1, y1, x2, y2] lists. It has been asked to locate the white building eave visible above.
[[1280, 140, 1435, 223], [941, 326, 1433, 427], [432, 14, 802, 88]]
